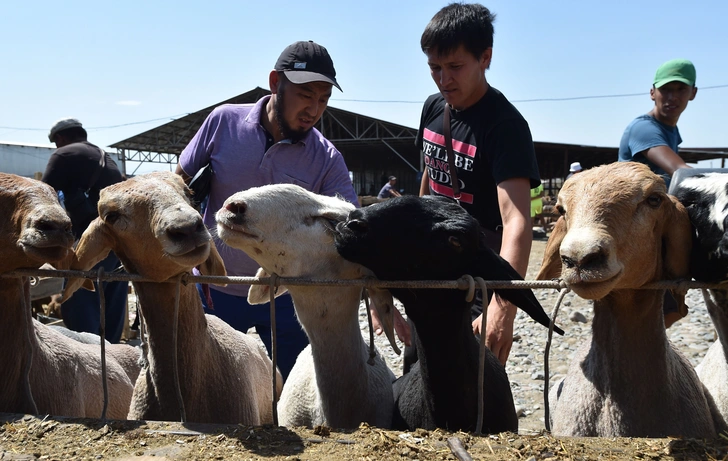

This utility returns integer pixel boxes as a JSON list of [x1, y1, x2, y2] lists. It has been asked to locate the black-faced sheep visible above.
[[537, 162, 726, 437], [63, 171, 280, 424], [670, 169, 728, 422], [215, 184, 397, 429], [334, 194, 559, 433], [0, 172, 133, 419]]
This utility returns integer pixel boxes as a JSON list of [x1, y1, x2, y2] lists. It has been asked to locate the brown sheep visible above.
[[63, 171, 280, 424], [537, 162, 726, 437], [0, 172, 133, 419]]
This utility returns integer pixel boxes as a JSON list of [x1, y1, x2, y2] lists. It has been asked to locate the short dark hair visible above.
[[420, 2, 496, 59], [54, 126, 87, 143]]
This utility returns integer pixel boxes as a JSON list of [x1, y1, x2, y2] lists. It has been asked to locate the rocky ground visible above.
[[4, 238, 726, 460]]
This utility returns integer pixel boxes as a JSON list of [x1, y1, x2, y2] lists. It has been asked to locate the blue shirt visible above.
[[618, 114, 682, 183]]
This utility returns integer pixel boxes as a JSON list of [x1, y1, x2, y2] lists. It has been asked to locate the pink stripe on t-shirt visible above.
[[430, 181, 474, 204], [423, 128, 477, 158]]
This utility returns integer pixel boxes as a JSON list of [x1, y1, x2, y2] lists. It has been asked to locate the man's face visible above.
[[274, 79, 333, 142], [426, 44, 491, 111], [650, 81, 697, 125]]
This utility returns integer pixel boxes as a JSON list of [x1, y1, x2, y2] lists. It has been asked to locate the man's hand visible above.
[[370, 302, 412, 347], [473, 295, 516, 365]]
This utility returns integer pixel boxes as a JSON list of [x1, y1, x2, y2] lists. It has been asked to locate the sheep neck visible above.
[[287, 285, 378, 426], [404, 291, 480, 412], [131, 279, 210, 407], [588, 288, 682, 397], [0, 277, 41, 412]]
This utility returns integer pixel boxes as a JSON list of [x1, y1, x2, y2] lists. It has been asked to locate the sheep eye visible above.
[[104, 211, 121, 224], [646, 194, 662, 208], [556, 205, 566, 216]]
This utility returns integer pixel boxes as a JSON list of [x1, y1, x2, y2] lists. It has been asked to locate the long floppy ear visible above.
[[198, 242, 227, 285], [536, 216, 567, 281], [663, 197, 693, 317], [247, 267, 289, 305], [367, 287, 400, 355], [62, 218, 113, 301]]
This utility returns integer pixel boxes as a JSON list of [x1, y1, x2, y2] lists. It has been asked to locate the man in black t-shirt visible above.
[[416, 3, 540, 366], [42, 118, 128, 343]]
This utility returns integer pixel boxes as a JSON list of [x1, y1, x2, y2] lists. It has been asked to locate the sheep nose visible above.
[[166, 218, 205, 243], [344, 218, 368, 233], [225, 200, 246, 216], [35, 218, 70, 233], [561, 249, 607, 271]]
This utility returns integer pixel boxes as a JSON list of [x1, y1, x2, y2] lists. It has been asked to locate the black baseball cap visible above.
[[274, 40, 342, 91]]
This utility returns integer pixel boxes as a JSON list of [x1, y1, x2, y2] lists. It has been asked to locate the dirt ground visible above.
[[2, 413, 728, 461], [8, 239, 728, 460]]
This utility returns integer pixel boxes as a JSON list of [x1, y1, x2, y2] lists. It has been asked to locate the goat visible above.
[[670, 170, 728, 421], [215, 183, 397, 429], [0, 172, 133, 419], [536, 161, 726, 437], [334, 194, 559, 433], [63, 171, 280, 424]]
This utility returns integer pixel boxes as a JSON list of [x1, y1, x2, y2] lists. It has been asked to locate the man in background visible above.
[[42, 118, 128, 343], [377, 176, 402, 199], [618, 59, 697, 188]]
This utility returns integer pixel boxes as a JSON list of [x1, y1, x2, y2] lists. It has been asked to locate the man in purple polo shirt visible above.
[[176, 40, 358, 379]]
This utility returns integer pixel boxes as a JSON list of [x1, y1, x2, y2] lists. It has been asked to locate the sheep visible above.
[[215, 183, 398, 429], [49, 325, 142, 384], [62, 171, 280, 424], [669, 170, 728, 421], [536, 161, 726, 437], [333, 194, 560, 433], [0, 172, 133, 419]]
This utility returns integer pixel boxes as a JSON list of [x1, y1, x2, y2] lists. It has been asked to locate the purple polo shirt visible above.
[[179, 96, 358, 297]]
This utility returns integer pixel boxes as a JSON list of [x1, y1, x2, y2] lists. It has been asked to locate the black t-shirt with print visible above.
[[416, 88, 540, 232]]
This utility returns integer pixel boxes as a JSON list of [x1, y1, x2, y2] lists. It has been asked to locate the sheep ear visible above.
[[198, 242, 227, 284], [62, 218, 113, 301], [663, 197, 692, 317], [247, 267, 289, 305], [536, 216, 566, 280], [662, 196, 692, 280], [367, 287, 401, 355]]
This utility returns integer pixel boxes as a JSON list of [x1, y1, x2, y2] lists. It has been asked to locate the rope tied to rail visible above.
[[172, 273, 186, 423], [473, 276, 489, 435], [363, 290, 378, 366], [19, 277, 39, 416], [97, 267, 110, 421], [543, 284, 570, 432], [268, 272, 280, 426]]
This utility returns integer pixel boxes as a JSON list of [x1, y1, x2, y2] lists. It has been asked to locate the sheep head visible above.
[[671, 172, 728, 282], [63, 171, 225, 299], [537, 162, 692, 305], [334, 195, 560, 334], [215, 184, 400, 352], [0, 173, 74, 273]]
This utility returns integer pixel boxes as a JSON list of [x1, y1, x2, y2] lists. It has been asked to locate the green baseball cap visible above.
[[654, 59, 696, 88]]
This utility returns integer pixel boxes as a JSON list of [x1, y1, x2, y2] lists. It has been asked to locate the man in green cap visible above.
[[618, 58, 698, 329], [618, 58, 698, 188]]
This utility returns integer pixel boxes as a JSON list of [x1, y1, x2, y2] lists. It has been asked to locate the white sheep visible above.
[[215, 184, 397, 429], [537, 162, 726, 437], [63, 171, 280, 424], [0, 172, 133, 419]]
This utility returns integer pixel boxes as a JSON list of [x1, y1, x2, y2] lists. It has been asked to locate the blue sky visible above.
[[1, 0, 726, 172]]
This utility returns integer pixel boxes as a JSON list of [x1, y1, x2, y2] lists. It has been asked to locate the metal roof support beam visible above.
[[382, 139, 420, 173]]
